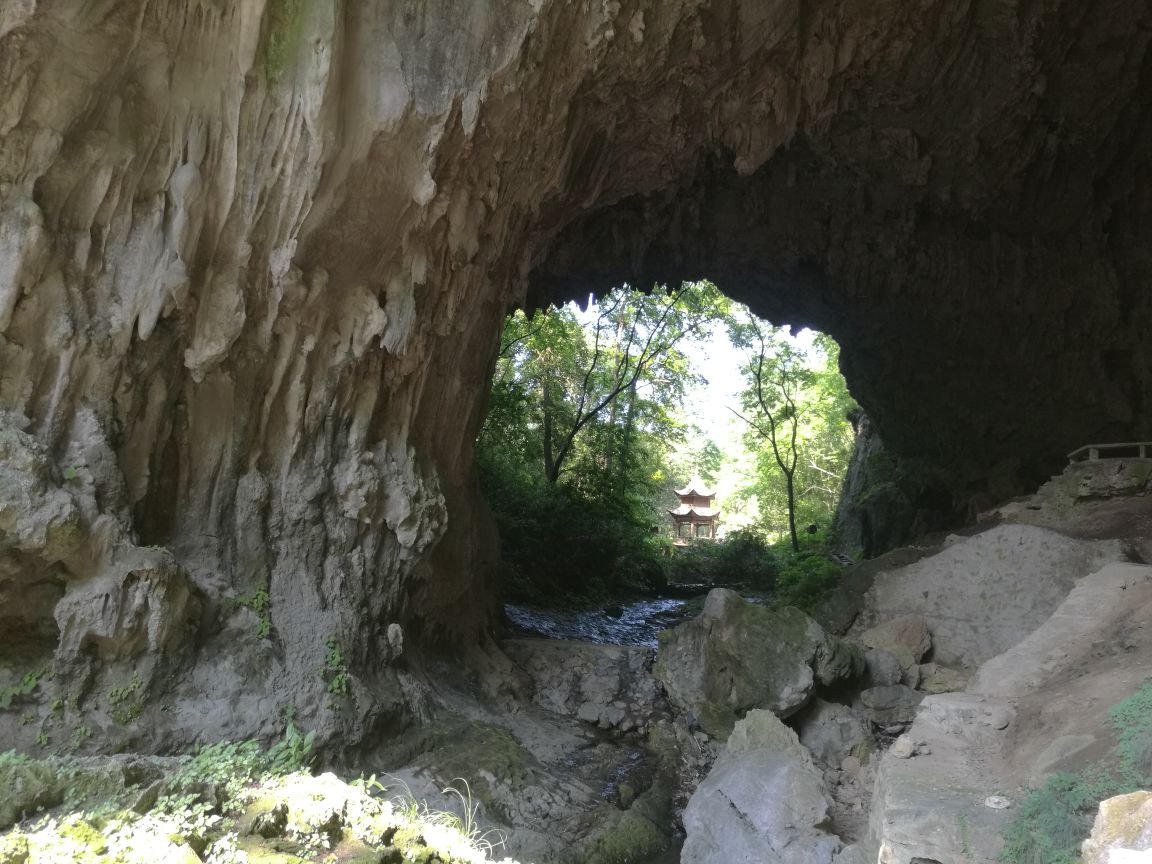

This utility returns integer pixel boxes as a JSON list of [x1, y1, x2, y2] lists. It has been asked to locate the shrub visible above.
[[1000, 679, 1152, 863], [664, 530, 780, 589], [772, 553, 842, 613], [481, 466, 667, 603]]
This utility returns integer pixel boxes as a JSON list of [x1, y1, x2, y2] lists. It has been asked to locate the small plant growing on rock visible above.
[[236, 587, 272, 638], [0, 667, 49, 710], [67, 724, 91, 753], [108, 671, 143, 725], [265, 721, 316, 774], [324, 635, 350, 697]]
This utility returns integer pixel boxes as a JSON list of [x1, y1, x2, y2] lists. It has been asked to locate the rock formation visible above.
[[682, 710, 842, 864], [3, 1, 1152, 745], [654, 588, 862, 736]]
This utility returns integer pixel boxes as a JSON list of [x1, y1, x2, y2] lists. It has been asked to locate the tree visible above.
[[731, 322, 807, 551], [487, 281, 728, 485], [728, 317, 857, 552], [538, 282, 728, 484], [476, 281, 729, 599]]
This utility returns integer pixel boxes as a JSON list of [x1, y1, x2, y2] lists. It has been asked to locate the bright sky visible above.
[[679, 320, 819, 533], [682, 319, 817, 440]]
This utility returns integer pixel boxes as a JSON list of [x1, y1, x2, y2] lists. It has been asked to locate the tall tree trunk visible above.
[[603, 313, 627, 477], [617, 382, 638, 493], [784, 469, 799, 552], [542, 378, 557, 482]]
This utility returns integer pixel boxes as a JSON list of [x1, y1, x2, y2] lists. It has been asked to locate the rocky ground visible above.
[[2, 457, 1152, 864]]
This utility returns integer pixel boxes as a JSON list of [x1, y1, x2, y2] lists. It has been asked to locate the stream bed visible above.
[[504, 597, 692, 647], [504, 587, 771, 648]]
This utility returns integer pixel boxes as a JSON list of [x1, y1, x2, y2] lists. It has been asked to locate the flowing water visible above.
[[504, 587, 771, 647], [504, 597, 694, 647]]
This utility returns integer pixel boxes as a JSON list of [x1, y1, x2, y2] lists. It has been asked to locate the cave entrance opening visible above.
[[477, 279, 860, 644]]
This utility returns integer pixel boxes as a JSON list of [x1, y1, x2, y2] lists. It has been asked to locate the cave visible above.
[[2, 0, 1152, 845]]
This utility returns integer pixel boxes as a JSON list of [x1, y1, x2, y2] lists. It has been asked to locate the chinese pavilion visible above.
[[669, 477, 719, 543]]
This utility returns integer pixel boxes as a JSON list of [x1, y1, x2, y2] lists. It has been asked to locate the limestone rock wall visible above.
[[2, 0, 1151, 745]]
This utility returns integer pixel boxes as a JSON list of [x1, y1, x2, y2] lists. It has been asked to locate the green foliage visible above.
[[664, 529, 780, 589], [107, 671, 142, 725], [324, 636, 350, 697], [999, 770, 1122, 864], [1000, 679, 1152, 863], [1108, 678, 1152, 786], [0, 727, 515, 864], [772, 552, 843, 613], [480, 282, 729, 600], [236, 588, 272, 638], [0, 749, 31, 770], [384, 777, 508, 859], [264, 721, 317, 775], [67, 724, 91, 753], [728, 322, 858, 550], [483, 469, 667, 602], [171, 724, 315, 801], [0, 667, 49, 710]]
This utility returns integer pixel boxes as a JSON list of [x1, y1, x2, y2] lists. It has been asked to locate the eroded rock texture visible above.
[[1, 0, 1150, 743]]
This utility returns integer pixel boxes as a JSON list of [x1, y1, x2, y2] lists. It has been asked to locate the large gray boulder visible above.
[[797, 699, 873, 766], [654, 589, 862, 737], [682, 711, 841, 864], [855, 525, 1124, 667], [0, 755, 62, 830], [855, 684, 924, 727], [859, 615, 931, 671], [503, 638, 663, 732]]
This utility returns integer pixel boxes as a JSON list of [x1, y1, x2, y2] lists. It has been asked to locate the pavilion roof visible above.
[[674, 475, 715, 498], [668, 504, 719, 518]]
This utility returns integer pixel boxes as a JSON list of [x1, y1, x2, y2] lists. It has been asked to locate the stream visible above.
[[503, 586, 777, 864], [504, 587, 771, 648], [504, 597, 692, 647]]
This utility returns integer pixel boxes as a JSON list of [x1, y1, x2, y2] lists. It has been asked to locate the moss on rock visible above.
[[654, 589, 860, 737], [0, 754, 63, 830]]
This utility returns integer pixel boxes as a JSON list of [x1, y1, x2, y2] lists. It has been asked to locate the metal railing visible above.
[[1067, 442, 1152, 463]]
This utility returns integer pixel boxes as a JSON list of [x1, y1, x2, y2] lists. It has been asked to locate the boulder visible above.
[[859, 616, 931, 669], [0, 832, 29, 864], [869, 693, 1017, 864], [857, 526, 1124, 667], [917, 662, 969, 694], [681, 709, 840, 863], [796, 699, 873, 766], [855, 685, 924, 727], [727, 709, 817, 770], [682, 751, 840, 864], [863, 648, 904, 687], [832, 845, 868, 864], [0, 755, 63, 830], [503, 638, 663, 732], [1082, 791, 1152, 864], [654, 589, 860, 737]]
